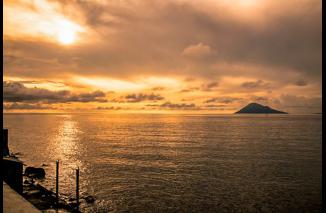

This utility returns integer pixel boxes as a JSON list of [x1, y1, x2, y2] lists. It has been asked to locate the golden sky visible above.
[[3, 0, 322, 113]]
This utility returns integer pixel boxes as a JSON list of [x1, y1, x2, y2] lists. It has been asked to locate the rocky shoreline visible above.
[[11, 154, 95, 213], [22, 175, 77, 212]]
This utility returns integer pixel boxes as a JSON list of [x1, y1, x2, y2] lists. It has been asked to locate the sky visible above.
[[3, 0, 322, 113]]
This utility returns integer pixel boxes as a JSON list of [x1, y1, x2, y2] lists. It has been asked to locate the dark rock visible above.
[[85, 195, 95, 203], [25, 167, 46, 178], [12, 152, 22, 156], [235, 103, 287, 114], [25, 189, 42, 196], [24, 179, 30, 184]]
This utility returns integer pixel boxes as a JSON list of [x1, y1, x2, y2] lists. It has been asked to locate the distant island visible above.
[[235, 103, 287, 114]]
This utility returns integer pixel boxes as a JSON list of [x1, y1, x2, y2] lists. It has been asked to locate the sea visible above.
[[3, 113, 322, 213]]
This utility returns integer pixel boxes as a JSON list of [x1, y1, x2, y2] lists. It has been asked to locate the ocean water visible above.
[[3, 113, 322, 213]]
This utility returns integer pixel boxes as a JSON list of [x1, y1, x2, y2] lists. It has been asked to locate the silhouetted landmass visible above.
[[235, 103, 287, 114]]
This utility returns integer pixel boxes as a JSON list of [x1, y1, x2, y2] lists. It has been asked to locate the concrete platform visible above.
[[3, 181, 40, 213]]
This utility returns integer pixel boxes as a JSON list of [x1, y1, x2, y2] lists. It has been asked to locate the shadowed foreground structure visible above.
[[3, 182, 40, 213]]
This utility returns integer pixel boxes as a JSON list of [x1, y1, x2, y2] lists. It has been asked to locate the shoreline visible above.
[[5, 154, 79, 213]]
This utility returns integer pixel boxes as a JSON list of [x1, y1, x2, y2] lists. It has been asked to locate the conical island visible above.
[[235, 103, 287, 114]]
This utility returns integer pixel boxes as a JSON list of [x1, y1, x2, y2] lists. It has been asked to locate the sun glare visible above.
[[238, 0, 257, 7], [58, 29, 76, 45]]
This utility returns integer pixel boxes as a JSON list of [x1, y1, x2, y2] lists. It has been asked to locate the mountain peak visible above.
[[235, 103, 287, 114]]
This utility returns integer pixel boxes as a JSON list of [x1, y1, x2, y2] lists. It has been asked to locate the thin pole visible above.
[[76, 167, 80, 211], [56, 160, 59, 206]]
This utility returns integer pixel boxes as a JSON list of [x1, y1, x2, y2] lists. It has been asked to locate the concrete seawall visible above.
[[3, 181, 40, 213]]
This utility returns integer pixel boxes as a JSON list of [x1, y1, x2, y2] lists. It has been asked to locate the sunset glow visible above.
[[3, 0, 322, 114]]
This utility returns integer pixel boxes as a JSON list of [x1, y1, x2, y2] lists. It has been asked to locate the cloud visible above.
[[294, 79, 308, 86], [3, 0, 322, 113], [180, 81, 218, 93], [182, 42, 214, 58], [179, 87, 199, 93], [123, 93, 164, 103], [204, 97, 242, 104], [202, 104, 234, 111], [241, 79, 271, 89], [4, 0, 321, 84], [271, 94, 322, 113], [201, 81, 219, 91], [203, 104, 226, 108], [151, 87, 166, 91], [4, 102, 57, 110], [147, 101, 197, 110], [4, 81, 107, 103], [161, 102, 196, 109], [279, 94, 321, 107], [252, 96, 269, 102], [96, 106, 122, 110]]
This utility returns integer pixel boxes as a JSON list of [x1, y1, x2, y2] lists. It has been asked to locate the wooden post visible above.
[[56, 160, 59, 206], [76, 167, 80, 211]]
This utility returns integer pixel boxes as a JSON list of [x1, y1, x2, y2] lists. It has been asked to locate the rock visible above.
[[41, 163, 48, 167], [23, 179, 30, 184], [25, 167, 46, 178], [12, 152, 22, 156], [25, 189, 42, 196], [84, 195, 95, 203]]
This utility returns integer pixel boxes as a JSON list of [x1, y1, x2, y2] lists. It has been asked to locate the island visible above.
[[235, 103, 287, 114]]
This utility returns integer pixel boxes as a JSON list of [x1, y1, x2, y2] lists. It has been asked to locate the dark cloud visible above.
[[4, 81, 107, 103], [201, 81, 219, 91], [204, 97, 242, 104], [241, 80, 270, 89], [294, 79, 308, 86], [4, 102, 57, 110], [123, 93, 164, 103], [161, 102, 196, 109], [96, 106, 122, 110], [147, 101, 197, 110], [179, 87, 200, 93]]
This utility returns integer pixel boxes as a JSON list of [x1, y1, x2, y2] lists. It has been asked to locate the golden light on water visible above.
[[54, 115, 80, 162]]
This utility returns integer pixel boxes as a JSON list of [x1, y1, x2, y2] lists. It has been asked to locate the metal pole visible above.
[[76, 167, 79, 211], [56, 160, 59, 206]]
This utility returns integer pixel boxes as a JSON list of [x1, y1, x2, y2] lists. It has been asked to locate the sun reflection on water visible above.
[[51, 115, 84, 195]]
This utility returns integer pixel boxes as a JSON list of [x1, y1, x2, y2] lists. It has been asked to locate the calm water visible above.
[[3, 113, 322, 212]]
